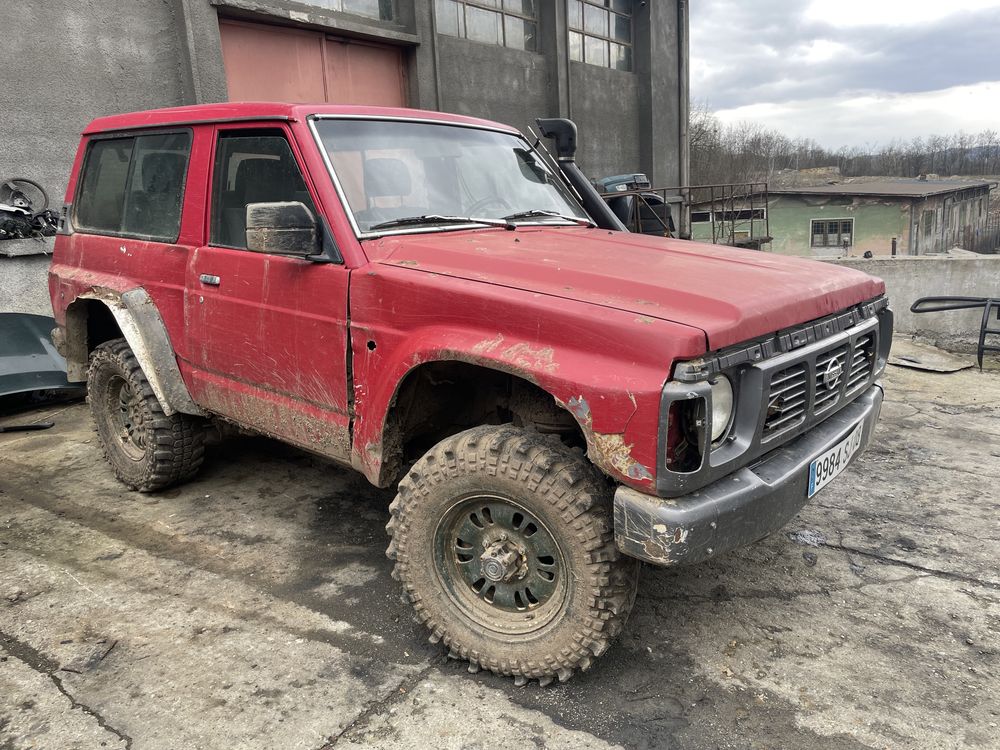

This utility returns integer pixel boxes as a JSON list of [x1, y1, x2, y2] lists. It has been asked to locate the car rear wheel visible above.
[[88, 338, 205, 492], [386, 425, 639, 684]]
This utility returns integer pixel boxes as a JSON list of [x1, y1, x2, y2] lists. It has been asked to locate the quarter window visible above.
[[210, 131, 316, 250], [810, 218, 853, 248], [75, 131, 191, 241], [569, 0, 633, 71], [435, 0, 538, 51]]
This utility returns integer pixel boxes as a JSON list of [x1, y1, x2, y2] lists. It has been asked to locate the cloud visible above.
[[690, 0, 1000, 146], [713, 81, 1000, 148]]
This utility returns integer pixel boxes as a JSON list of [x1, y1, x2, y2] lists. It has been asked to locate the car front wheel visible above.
[[386, 425, 639, 685]]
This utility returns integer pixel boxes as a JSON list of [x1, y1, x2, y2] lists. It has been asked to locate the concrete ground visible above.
[[1, 357, 998, 750]]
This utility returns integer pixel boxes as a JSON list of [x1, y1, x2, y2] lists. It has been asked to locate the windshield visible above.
[[313, 118, 590, 234]]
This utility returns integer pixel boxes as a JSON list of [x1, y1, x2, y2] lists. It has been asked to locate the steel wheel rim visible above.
[[434, 493, 569, 636], [107, 375, 147, 461]]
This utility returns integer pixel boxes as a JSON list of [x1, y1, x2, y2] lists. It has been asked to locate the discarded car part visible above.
[[0, 178, 56, 240], [0, 178, 48, 212], [0, 421, 55, 433], [535, 118, 627, 232], [387, 425, 638, 684], [87, 338, 205, 492], [0, 313, 83, 398], [910, 296, 1000, 368]]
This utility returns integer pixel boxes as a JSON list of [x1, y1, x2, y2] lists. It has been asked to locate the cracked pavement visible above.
[[1, 358, 998, 749]]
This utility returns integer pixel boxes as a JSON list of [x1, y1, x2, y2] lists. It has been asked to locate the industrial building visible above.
[[1, 0, 690, 315], [689, 179, 996, 257]]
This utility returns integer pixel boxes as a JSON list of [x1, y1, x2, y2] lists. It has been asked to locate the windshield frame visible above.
[[307, 114, 588, 240]]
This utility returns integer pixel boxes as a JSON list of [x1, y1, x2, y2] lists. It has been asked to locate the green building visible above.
[[691, 180, 995, 256]]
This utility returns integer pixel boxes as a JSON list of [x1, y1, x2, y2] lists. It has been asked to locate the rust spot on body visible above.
[[591, 432, 653, 482]]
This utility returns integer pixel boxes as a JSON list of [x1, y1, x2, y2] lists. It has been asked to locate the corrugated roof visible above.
[[770, 180, 994, 198]]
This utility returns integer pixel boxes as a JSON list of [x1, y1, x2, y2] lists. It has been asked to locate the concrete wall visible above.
[[570, 64, 642, 180], [435, 37, 551, 140], [830, 255, 1000, 352]]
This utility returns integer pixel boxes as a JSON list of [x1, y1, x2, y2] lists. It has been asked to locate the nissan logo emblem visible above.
[[823, 358, 844, 390]]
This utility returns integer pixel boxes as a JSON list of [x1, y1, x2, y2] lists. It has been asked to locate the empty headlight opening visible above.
[[665, 397, 705, 473]]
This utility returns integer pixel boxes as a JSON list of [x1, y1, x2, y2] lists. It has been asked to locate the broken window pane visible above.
[[504, 16, 536, 50], [612, 13, 631, 42], [610, 42, 631, 70]]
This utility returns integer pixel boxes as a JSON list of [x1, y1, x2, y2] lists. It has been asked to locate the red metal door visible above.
[[182, 123, 352, 463], [219, 19, 406, 106]]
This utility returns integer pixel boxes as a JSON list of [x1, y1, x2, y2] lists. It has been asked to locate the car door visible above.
[[182, 124, 352, 462]]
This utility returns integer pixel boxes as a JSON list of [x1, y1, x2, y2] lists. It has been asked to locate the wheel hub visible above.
[[435, 495, 565, 631], [480, 536, 527, 583]]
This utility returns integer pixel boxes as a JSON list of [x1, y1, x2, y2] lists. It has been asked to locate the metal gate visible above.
[[219, 19, 407, 106]]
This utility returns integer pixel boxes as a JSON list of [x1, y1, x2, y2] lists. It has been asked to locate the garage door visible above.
[[219, 19, 406, 106]]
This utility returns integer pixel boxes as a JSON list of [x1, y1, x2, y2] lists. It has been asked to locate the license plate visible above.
[[808, 422, 865, 498]]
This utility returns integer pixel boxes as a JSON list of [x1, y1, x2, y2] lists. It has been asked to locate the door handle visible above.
[[199, 274, 221, 286]]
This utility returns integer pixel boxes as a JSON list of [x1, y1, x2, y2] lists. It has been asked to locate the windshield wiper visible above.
[[501, 209, 594, 226], [368, 214, 507, 231]]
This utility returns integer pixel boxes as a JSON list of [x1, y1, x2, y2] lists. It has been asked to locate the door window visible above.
[[75, 132, 192, 241], [209, 131, 316, 249]]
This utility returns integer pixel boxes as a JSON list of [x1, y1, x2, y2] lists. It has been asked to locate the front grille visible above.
[[762, 363, 807, 437], [761, 324, 878, 441], [846, 333, 875, 392], [815, 345, 848, 412]]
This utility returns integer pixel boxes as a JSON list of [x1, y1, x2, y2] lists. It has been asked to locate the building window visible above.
[[922, 210, 935, 236], [435, 0, 538, 51], [810, 218, 853, 248], [310, 0, 394, 21], [568, 0, 633, 71]]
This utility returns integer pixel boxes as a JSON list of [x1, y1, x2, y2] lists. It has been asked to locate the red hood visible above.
[[366, 227, 885, 350]]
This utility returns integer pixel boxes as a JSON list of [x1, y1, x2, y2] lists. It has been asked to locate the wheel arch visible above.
[[64, 287, 203, 417], [357, 356, 589, 488]]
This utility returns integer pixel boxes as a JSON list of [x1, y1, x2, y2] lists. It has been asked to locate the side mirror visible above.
[[245, 201, 319, 257]]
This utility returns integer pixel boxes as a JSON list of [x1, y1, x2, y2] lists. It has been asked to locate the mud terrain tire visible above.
[[386, 425, 639, 684], [88, 338, 204, 492]]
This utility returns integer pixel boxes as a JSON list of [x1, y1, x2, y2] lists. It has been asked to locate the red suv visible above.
[[50, 103, 892, 684]]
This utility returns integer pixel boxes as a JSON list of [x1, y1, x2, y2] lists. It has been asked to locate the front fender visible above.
[[349, 268, 706, 490]]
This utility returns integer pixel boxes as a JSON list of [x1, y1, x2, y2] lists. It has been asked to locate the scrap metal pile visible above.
[[0, 178, 58, 240]]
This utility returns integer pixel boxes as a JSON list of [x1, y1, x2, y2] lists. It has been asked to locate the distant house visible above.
[[690, 179, 996, 256]]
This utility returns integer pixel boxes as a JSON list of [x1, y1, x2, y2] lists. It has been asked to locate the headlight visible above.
[[709, 376, 734, 442]]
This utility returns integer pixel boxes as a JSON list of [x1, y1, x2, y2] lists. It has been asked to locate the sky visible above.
[[689, 0, 1000, 148]]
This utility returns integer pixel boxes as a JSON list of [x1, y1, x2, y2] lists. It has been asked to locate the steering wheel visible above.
[[467, 196, 512, 215]]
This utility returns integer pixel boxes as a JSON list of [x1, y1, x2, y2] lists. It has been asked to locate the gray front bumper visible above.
[[614, 384, 884, 566]]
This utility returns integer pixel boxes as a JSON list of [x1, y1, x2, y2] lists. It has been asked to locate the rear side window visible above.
[[210, 131, 315, 249], [75, 131, 192, 241]]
